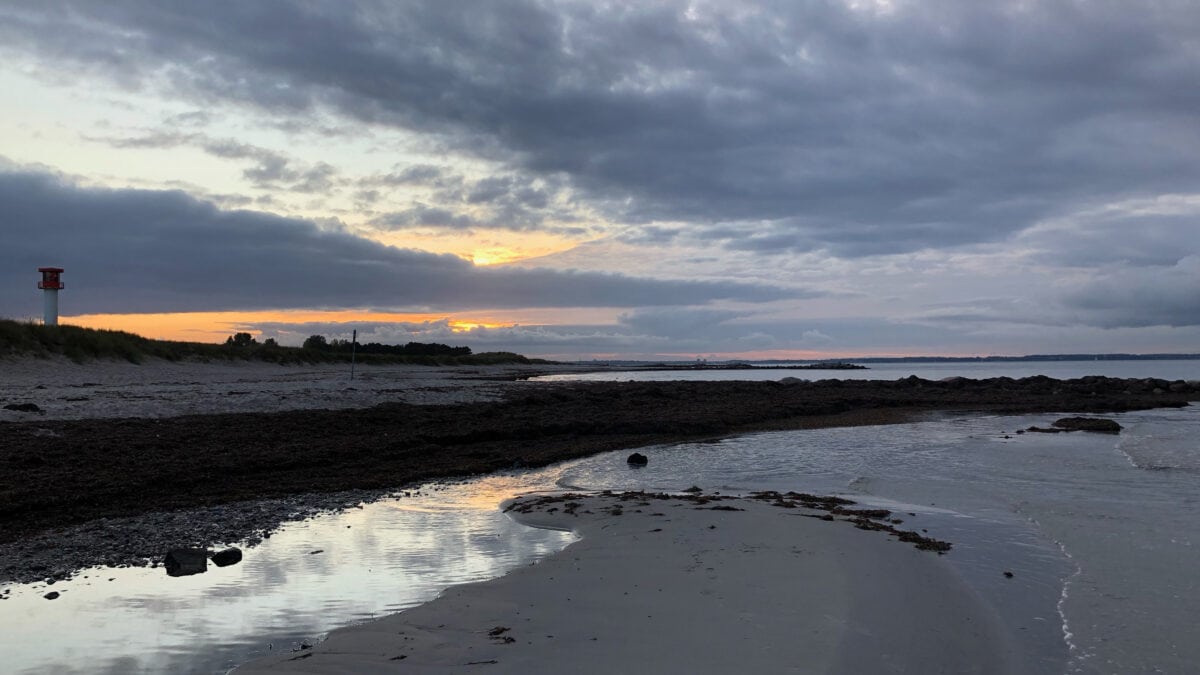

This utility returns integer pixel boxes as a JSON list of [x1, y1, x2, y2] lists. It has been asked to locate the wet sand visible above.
[[237, 491, 1017, 674]]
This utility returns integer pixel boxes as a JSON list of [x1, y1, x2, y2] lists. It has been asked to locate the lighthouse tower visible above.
[[37, 267, 64, 326]]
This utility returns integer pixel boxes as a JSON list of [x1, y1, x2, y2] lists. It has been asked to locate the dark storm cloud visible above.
[[6, 1, 1200, 256], [0, 168, 789, 315], [1062, 256, 1200, 328]]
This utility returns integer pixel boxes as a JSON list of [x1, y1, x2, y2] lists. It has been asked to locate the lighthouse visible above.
[[37, 267, 64, 326]]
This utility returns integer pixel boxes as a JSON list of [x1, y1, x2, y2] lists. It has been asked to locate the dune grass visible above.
[[0, 319, 547, 366]]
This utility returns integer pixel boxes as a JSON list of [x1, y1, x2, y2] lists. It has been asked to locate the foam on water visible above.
[[1115, 407, 1200, 472]]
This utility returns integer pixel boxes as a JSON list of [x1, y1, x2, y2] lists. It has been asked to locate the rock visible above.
[[210, 547, 243, 567], [626, 452, 649, 466], [1052, 417, 1122, 433], [3, 403, 43, 413], [44, 591, 60, 600], [164, 548, 208, 577]]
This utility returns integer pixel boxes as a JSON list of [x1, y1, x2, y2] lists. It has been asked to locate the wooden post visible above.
[[350, 329, 357, 380]]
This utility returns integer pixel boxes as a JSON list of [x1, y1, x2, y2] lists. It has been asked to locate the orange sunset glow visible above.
[[368, 229, 589, 267], [65, 311, 513, 344]]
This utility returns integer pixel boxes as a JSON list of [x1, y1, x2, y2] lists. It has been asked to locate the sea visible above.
[[1, 359, 1198, 674]]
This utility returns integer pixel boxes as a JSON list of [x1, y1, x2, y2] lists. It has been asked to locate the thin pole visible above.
[[350, 329, 357, 380]]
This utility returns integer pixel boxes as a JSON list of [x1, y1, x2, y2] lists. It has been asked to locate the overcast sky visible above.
[[1, 1, 1197, 358]]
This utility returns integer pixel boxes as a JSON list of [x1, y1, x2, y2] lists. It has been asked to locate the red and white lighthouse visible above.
[[37, 267, 64, 326]]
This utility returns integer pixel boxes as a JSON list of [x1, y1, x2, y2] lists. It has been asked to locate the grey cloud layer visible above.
[[1063, 256, 1200, 329], [248, 311, 1200, 359], [89, 131, 339, 193], [5, 1, 1200, 254], [0, 169, 788, 315]]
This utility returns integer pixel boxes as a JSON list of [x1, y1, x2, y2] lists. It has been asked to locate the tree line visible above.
[[300, 334, 472, 356]]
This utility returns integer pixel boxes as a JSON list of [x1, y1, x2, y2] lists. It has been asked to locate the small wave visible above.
[[554, 476, 589, 491], [1137, 463, 1196, 474], [847, 476, 872, 492], [1022, 516, 1091, 674]]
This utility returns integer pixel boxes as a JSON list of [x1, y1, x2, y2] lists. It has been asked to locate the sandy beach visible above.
[[236, 490, 1014, 674], [0, 356, 582, 421], [238, 487, 1017, 672]]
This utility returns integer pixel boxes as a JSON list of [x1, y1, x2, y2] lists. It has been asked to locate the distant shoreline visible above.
[[619, 361, 867, 371]]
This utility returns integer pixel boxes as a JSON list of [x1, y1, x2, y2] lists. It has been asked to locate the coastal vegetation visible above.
[[0, 319, 544, 365]]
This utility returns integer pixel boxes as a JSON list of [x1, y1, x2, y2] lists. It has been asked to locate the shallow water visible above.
[[0, 474, 577, 675], [2, 369, 1197, 673], [534, 358, 1200, 383], [550, 406, 1200, 674]]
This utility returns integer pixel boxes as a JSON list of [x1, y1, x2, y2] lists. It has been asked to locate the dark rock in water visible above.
[[4, 403, 43, 413], [627, 452, 648, 466], [210, 547, 243, 567], [164, 548, 208, 577], [1025, 426, 1067, 434], [1052, 417, 1122, 433], [44, 591, 60, 600]]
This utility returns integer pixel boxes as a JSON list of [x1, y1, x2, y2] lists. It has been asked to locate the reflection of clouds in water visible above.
[[4, 477, 576, 675]]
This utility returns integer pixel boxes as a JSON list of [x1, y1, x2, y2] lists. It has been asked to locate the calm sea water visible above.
[[1, 360, 1197, 673], [533, 358, 1200, 383]]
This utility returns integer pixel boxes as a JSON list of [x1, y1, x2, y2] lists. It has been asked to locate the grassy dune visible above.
[[0, 319, 545, 366]]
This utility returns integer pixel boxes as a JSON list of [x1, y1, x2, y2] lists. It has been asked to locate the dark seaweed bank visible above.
[[1, 375, 1195, 545]]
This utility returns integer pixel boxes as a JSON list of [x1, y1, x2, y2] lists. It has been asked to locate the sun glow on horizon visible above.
[[367, 229, 590, 267], [63, 310, 519, 344], [447, 320, 508, 332]]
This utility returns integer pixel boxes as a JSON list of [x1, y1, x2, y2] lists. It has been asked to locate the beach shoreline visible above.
[[1, 358, 1196, 584]]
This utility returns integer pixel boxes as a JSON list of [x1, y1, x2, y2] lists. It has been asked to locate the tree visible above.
[[226, 332, 258, 348], [302, 334, 329, 351]]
